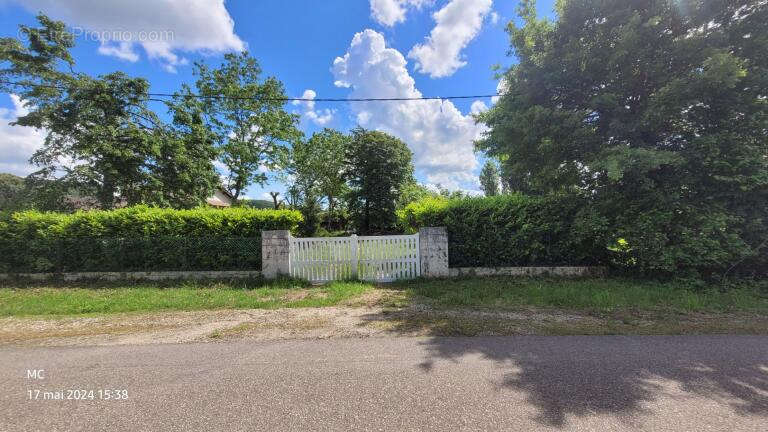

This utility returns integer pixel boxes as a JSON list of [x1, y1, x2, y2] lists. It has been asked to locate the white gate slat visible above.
[[289, 233, 419, 283]]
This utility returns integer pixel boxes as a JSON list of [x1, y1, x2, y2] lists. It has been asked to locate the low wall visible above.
[[449, 266, 607, 278], [0, 270, 261, 282]]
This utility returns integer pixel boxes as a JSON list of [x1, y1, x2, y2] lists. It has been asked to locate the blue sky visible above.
[[0, 0, 556, 200]]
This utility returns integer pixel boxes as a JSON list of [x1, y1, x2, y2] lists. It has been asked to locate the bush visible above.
[[0, 206, 302, 272], [398, 194, 610, 268]]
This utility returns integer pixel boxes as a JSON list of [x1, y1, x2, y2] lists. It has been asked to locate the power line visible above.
[[0, 79, 501, 102]]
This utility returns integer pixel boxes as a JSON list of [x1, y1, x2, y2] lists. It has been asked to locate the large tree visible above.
[[476, 0, 768, 277], [290, 128, 349, 230], [155, 92, 220, 208], [344, 128, 414, 234], [193, 52, 301, 201], [1, 15, 219, 209]]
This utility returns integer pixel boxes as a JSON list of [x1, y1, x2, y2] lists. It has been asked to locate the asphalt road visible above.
[[1, 335, 767, 431]]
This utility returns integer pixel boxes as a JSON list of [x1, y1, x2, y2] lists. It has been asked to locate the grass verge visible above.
[[1, 276, 766, 339], [0, 278, 371, 317], [394, 277, 768, 314]]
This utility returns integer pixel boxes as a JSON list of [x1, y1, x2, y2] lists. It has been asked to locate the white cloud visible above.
[[470, 100, 488, 114], [491, 76, 508, 104], [490, 11, 500, 25], [425, 181, 482, 197], [0, 95, 45, 176], [293, 89, 335, 126], [96, 41, 139, 62], [407, 0, 492, 78], [15, 0, 245, 72], [332, 29, 485, 190], [369, 0, 431, 26]]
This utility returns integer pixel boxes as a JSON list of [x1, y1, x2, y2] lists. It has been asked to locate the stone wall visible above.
[[0, 270, 262, 282]]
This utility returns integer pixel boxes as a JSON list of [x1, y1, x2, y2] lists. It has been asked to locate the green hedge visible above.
[[0, 206, 302, 272], [398, 195, 610, 267]]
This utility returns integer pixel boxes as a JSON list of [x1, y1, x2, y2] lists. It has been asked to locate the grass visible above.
[[0, 276, 766, 318], [0, 278, 371, 317], [394, 277, 768, 314]]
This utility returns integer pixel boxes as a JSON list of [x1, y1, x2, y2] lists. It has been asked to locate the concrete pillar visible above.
[[261, 230, 291, 279], [419, 227, 449, 278]]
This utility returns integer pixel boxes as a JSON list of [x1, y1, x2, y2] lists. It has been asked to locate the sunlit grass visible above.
[[0, 278, 371, 317], [1, 276, 766, 318], [394, 277, 768, 313]]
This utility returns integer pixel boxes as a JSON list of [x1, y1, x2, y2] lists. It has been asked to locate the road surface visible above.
[[1, 336, 767, 431]]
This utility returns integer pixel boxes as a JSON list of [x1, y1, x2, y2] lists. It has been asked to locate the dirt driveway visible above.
[[3, 303, 767, 346]]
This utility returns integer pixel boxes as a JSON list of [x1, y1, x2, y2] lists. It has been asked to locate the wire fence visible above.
[[0, 237, 261, 273]]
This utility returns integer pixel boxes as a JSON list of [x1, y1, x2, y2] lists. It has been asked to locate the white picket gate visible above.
[[289, 234, 420, 283]]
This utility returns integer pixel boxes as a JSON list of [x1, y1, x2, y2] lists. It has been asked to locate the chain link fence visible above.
[[0, 237, 261, 273]]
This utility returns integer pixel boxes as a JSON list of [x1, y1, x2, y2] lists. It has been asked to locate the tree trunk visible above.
[[98, 174, 116, 210], [232, 178, 243, 203]]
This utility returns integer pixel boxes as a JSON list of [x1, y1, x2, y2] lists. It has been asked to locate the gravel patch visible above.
[[2, 305, 766, 347]]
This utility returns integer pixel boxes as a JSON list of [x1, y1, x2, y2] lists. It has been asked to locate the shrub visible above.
[[0, 206, 302, 272], [398, 194, 610, 268]]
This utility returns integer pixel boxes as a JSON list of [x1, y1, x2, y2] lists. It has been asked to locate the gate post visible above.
[[262, 230, 291, 279], [419, 227, 449, 278]]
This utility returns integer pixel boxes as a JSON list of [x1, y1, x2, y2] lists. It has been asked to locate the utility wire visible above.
[[0, 79, 501, 102]]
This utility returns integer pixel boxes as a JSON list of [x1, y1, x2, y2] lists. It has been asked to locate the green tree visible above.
[[25, 72, 163, 209], [396, 181, 438, 209], [344, 128, 414, 234], [291, 128, 349, 229], [476, 0, 768, 277], [479, 160, 500, 196], [193, 52, 301, 201], [297, 187, 322, 236], [156, 92, 220, 208], [1, 15, 219, 209], [0, 173, 28, 211]]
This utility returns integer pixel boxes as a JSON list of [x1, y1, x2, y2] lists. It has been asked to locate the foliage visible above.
[[398, 194, 610, 267], [295, 129, 349, 209], [396, 181, 438, 209], [0, 206, 302, 272], [0, 173, 28, 212], [436, 185, 468, 200], [1, 15, 219, 209], [238, 199, 275, 209], [153, 93, 221, 208], [289, 128, 350, 232], [192, 52, 301, 200], [475, 0, 768, 278], [297, 188, 322, 236], [479, 160, 500, 196], [345, 128, 414, 234]]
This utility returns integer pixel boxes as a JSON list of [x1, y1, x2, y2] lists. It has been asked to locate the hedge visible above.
[[398, 194, 610, 268], [0, 206, 302, 272]]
